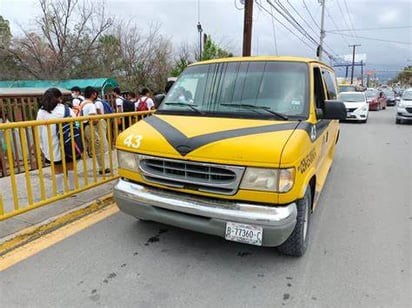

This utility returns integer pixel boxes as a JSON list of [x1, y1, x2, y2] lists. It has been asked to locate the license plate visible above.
[[347, 112, 352, 117], [225, 222, 263, 246]]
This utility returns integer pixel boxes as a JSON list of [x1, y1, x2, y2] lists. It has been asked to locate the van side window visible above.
[[313, 67, 325, 110], [321, 69, 337, 100]]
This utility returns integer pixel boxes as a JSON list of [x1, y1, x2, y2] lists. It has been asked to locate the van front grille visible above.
[[139, 156, 245, 195]]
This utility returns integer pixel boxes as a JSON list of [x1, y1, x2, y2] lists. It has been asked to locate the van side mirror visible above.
[[322, 100, 346, 120]]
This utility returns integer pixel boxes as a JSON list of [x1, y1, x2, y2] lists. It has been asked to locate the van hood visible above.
[[117, 115, 301, 166]]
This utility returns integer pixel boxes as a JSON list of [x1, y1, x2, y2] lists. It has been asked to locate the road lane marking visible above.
[[0, 203, 119, 272]]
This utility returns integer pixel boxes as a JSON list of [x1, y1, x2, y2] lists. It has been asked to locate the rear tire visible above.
[[277, 187, 312, 257]]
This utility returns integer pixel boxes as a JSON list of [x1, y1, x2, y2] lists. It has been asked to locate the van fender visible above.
[[297, 166, 317, 209]]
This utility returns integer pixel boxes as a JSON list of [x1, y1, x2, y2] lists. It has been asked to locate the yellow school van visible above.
[[114, 56, 346, 256]]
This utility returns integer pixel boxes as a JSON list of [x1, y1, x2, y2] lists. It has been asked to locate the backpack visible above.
[[97, 98, 113, 114], [136, 97, 149, 111], [121, 97, 135, 112], [72, 97, 84, 116], [58, 106, 84, 160]]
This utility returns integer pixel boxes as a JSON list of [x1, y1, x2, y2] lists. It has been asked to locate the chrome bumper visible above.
[[114, 179, 297, 247]]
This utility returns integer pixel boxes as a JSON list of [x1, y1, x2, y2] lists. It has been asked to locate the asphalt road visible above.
[[1, 108, 411, 308]]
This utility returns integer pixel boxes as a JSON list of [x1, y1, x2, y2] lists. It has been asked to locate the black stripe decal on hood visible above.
[[145, 116, 300, 156], [296, 119, 331, 140]]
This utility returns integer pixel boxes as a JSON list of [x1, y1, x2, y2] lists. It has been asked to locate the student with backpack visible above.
[[70, 86, 85, 116], [112, 87, 135, 112], [112, 87, 134, 129], [80, 87, 110, 175], [95, 96, 112, 152], [135, 88, 155, 111], [36, 88, 81, 194]]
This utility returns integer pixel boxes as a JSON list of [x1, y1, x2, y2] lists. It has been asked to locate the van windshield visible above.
[[158, 61, 309, 120]]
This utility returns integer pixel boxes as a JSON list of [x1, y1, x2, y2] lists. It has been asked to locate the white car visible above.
[[396, 88, 412, 124], [337, 91, 369, 123]]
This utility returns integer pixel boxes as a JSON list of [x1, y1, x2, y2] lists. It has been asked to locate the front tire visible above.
[[277, 187, 312, 257]]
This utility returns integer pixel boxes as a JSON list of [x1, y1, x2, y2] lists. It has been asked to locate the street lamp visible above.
[[197, 22, 203, 60]]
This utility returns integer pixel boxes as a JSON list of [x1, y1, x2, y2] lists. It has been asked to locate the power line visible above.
[[269, 4, 279, 55], [302, 0, 320, 30], [328, 32, 412, 45], [328, 25, 412, 32], [255, 1, 337, 61], [335, 0, 356, 40], [285, 0, 319, 38], [267, 0, 318, 45], [325, 7, 350, 46], [343, 0, 357, 39], [254, 1, 316, 51], [234, 0, 244, 10]]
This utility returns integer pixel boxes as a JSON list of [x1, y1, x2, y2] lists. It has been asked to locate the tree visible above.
[[109, 21, 173, 93], [0, 16, 19, 80], [6, 0, 113, 79], [391, 65, 412, 87], [169, 36, 234, 78], [200, 35, 233, 61], [170, 43, 193, 77]]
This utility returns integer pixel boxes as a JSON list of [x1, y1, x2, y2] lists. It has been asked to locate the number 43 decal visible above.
[[123, 134, 143, 148]]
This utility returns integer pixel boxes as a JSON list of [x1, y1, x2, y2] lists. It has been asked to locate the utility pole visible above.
[[318, 0, 326, 61], [197, 22, 203, 60], [349, 44, 361, 84], [197, 0, 203, 60], [360, 60, 364, 86], [242, 0, 253, 56]]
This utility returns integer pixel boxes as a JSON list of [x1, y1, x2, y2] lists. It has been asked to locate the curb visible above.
[[0, 193, 115, 257]]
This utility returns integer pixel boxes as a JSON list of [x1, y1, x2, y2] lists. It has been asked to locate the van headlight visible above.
[[117, 150, 141, 172], [240, 167, 295, 193]]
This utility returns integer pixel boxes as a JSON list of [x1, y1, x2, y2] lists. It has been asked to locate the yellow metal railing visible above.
[[0, 110, 154, 220]]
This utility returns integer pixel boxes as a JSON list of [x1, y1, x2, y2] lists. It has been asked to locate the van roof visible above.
[[189, 56, 333, 70]]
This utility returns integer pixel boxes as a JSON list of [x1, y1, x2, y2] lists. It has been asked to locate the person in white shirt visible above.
[[36, 88, 77, 193], [112, 87, 125, 112], [95, 96, 110, 153], [80, 87, 110, 175], [135, 87, 155, 111], [70, 86, 85, 116]]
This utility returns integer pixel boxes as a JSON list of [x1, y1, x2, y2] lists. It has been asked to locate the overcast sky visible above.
[[1, 0, 411, 80]]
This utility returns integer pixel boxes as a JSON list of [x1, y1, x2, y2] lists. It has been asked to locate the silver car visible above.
[[396, 89, 412, 124]]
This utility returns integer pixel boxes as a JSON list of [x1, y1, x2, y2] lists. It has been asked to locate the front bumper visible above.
[[396, 108, 412, 120], [114, 179, 297, 247], [345, 110, 368, 121]]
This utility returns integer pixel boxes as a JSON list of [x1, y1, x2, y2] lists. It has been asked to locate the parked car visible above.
[[396, 88, 412, 124], [383, 88, 396, 106], [338, 91, 369, 123], [365, 88, 386, 111]]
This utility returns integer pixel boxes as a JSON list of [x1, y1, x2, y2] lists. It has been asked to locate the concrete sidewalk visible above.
[[0, 180, 117, 242], [0, 156, 119, 246]]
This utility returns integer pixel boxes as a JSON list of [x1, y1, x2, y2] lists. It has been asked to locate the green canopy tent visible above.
[[0, 78, 119, 97]]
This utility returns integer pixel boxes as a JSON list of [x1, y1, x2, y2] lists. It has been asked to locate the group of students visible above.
[[36, 86, 124, 194], [112, 87, 155, 112], [36, 84, 167, 194]]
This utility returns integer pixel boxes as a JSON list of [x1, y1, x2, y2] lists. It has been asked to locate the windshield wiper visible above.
[[165, 102, 205, 115], [220, 103, 288, 120]]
